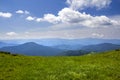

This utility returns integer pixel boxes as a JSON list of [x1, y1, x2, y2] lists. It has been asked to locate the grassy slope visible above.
[[0, 50, 120, 80]]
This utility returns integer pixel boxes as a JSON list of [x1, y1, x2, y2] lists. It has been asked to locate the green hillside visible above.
[[0, 50, 120, 80]]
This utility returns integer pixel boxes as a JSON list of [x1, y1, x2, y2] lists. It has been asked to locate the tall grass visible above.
[[0, 50, 120, 80]]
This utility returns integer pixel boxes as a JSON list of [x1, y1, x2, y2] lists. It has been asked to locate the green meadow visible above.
[[0, 50, 120, 80]]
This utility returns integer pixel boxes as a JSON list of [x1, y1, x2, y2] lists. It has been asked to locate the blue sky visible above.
[[0, 0, 67, 17], [0, 0, 120, 39]]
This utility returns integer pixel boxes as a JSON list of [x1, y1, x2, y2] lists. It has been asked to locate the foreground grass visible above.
[[0, 50, 120, 80]]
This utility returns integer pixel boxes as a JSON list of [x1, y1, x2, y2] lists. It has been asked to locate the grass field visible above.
[[0, 50, 120, 80]]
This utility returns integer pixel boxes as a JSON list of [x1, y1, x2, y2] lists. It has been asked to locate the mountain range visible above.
[[1, 38, 120, 46], [0, 38, 120, 56], [0, 42, 17, 48], [81, 43, 120, 52], [52, 44, 83, 50], [0, 42, 63, 56]]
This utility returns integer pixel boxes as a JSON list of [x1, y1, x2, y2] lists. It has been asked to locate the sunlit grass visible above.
[[0, 50, 120, 80]]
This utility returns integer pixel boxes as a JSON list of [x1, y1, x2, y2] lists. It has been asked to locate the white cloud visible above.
[[43, 14, 60, 24], [36, 18, 43, 22], [0, 12, 12, 18], [66, 0, 112, 10], [16, 10, 30, 14], [57, 7, 119, 28], [22, 0, 119, 30], [92, 33, 104, 38], [58, 8, 92, 24], [6, 32, 17, 36], [35, 14, 60, 23], [81, 15, 118, 28], [26, 16, 35, 21], [1, 26, 119, 39], [36, 8, 120, 28], [24, 0, 119, 28], [16, 10, 24, 14]]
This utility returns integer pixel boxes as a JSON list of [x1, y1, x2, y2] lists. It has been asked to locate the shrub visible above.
[[0, 51, 11, 54], [115, 49, 120, 51], [11, 54, 18, 56]]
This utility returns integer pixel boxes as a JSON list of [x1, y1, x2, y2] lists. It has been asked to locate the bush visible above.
[[0, 51, 11, 54], [115, 49, 120, 51], [11, 54, 18, 56]]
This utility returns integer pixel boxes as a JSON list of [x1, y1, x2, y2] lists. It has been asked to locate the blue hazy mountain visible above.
[[0, 42, 120, 56], [0, 42, 17, 48], [1, 38, 120, 46], [60, 43, 120, 56], [52, 44, 84, 50], [81, 43, 120, 52], [0, 42, 63, 56]]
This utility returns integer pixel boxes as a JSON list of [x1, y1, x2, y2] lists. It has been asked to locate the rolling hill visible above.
[[52, 44, 84, 50], [0, 42, 63, 56], [81, 43, 120, 52]]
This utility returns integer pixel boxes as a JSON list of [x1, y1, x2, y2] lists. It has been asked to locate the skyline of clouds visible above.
[[0, 0, 120, 39], [1, 8, 119, 28], [23, 0, 120, 29], [37, 8, 119, 28], [1, 26, 119, 39]]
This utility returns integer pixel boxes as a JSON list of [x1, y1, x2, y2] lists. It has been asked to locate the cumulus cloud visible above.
[[6, 32, 17, 36], [43, 14, 60, 24], [26, 16, 35, 21], [35, 14, 60, 23], [0, 12, 12, 18], [24, 0, 119, 28], [16, 10, 30, 14], [36, 18, 43, 22], [81, 15, 119, 28], [58, 8, 117, 28], [66, 0, 112, 10], [35, 8, 119, 28], [16, 10, 24, 14]]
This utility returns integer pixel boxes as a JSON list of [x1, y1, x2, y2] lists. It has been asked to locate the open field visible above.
[[0, 50, 120, 80]]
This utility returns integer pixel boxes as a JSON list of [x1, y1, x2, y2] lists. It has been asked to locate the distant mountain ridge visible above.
[[52, 44, 84, 50], [0, 42, 17, 48], [0, 40, 120, 56], [60, 43, 120, 56], [1, 38, 120, 46], [0, 42, 63, 56], [81, 43, 120, 52]]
